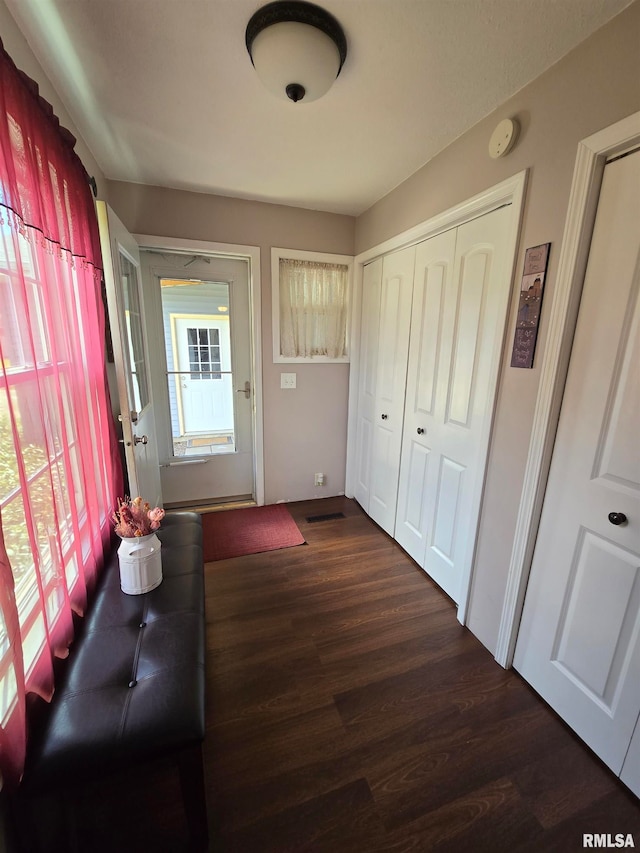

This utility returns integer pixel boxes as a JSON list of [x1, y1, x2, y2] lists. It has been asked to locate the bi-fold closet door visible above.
[[354, 205, 512, 607], [353, 246, 416, 534]]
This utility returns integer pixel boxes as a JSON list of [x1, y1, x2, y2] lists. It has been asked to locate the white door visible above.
[[353, 258, 383, 512], [514, 151, 640, 778], [139, 251, 255, 506], [174, 316, 233, 433], [394, 228, 457, 567], [395, 207, 512, 604], [97, 202, 163, 506], [368, 246, 416, 535]]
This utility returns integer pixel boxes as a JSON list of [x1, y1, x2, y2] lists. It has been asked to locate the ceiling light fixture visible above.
[[245, 1, 347, 104]]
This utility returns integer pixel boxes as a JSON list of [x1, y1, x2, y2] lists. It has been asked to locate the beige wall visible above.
[[107, 181, 355, 505], [355, 2, 640, 655]]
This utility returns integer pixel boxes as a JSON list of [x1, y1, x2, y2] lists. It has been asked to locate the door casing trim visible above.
[[495, 111, 640, 667], [133, 234, 264, 506]]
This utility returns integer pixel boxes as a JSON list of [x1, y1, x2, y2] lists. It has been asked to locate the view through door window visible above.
[[160, 278, 235, 457]]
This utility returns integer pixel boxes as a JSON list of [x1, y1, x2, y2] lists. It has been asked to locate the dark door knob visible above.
[[417, 427, 425, 435], [608, 512, 628, 526], [381, 413, 388, 420]]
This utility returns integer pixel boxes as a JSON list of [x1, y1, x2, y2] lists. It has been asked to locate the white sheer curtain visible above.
[[279, 259, 349, 358]]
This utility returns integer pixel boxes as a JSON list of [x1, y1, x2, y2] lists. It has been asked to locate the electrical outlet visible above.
[[314, 473, 325, 486], [281, 372, 296, 389]]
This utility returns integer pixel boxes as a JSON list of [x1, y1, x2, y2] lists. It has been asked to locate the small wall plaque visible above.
[[510, 242, 551, 369]]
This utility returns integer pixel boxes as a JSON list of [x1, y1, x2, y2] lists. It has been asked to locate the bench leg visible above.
[[178, 744, 208, 852]]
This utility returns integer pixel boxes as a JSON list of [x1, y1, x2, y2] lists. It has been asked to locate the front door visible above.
[[514, 151, 640, 782], [97, 202, 163, 506], [174, 316, 233, 434], [140, 251, 255, 506]]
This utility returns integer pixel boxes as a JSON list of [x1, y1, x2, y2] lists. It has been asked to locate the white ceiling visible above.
[[6, 0, 633, 216]]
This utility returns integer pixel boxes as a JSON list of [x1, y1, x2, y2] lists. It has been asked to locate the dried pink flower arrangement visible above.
[[113, 496, 165, 538]]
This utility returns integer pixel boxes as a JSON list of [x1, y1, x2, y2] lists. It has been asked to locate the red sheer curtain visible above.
[[0, 39, 123, 789]]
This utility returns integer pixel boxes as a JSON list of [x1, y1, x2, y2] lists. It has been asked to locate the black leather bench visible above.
[[10, 511, 207, 851]]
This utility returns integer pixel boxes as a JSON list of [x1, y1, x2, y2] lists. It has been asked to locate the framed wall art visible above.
[[510, 242, 551, 369]]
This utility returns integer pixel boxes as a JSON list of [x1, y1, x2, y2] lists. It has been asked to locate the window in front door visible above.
[[187, 327, 222, 380]]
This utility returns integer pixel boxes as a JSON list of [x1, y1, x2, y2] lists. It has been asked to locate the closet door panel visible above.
[[432, 455, 466, 564], [413, 257, 448, 416], [446, 248, 488, 427], [404, 441, 431, 532], [369, 424, 396, 524], [422, 206, 512, 603], [353, 258, 382, 511], [395, 230, 457, 564], [368, 246, 415, 535]]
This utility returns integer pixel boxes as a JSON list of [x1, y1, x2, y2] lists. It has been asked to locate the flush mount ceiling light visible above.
[[245, 1, 347, 103]]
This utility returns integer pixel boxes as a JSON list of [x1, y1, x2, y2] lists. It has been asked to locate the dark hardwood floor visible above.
[[18, 496, 639, 851], [200, 497, 639, 852]]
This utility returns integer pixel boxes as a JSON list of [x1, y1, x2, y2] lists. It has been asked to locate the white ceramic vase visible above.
[[117, 532, 163, 595]]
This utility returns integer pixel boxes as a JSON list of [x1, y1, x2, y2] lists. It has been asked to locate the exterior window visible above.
[[0, 229, 87, 684], [188, 327, 222, 380], [272, 248, 352, 363], [0, 44, 121, 787]]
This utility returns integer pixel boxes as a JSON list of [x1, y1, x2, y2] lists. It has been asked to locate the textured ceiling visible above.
[[6, 0, 633, 215]]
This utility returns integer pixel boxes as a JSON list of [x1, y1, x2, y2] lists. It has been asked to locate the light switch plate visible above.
[[281, 372, 297, 389]]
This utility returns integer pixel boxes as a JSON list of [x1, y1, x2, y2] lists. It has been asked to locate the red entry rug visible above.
[[202, 504, 306, 562]]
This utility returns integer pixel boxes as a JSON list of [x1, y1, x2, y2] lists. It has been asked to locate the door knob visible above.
[[417, 427, 425, 435], [133, 434, 148, 445], [381, 414, 388, 420], [608, 512, 627, 526]]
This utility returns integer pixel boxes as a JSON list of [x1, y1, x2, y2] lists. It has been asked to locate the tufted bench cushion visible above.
[[15, 511, 207, 849]]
